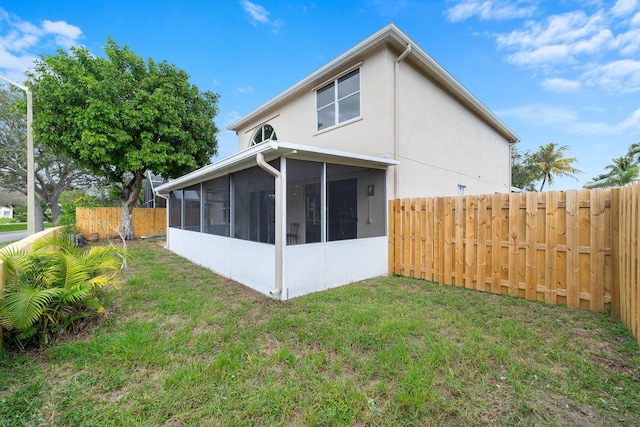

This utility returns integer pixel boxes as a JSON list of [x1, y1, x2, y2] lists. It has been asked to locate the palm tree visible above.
[[628, 142, 640, 163], [0, 231, 127, 347], [585, 154, 640, 189], [530, 143, 582, 191]]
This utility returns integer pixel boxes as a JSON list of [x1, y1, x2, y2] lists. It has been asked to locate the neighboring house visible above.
[[156, 23, 520, 300], [0, 206, 13, 219]]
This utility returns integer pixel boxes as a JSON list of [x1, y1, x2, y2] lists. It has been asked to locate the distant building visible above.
[[0, 206, 13, 219]]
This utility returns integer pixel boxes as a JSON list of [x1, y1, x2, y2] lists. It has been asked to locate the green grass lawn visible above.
[[1, 239, 639, 426], [0, 222, 54, 232]]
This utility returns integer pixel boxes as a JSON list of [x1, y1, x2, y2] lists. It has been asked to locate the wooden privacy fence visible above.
[[618, 184, 639, 345], [76, 207, 166, 240], [389, 184, 640, 345]]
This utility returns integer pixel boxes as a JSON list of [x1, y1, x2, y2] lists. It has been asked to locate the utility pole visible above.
[[0, 76, 36, 235]]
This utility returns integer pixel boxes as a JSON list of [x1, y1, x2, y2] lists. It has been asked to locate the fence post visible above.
[[610, 188, 621, 319]]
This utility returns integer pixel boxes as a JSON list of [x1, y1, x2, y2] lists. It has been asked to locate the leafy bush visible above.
[[0, 232, 129, 348], [56, 203, 78, 227], [12, 204, 27, 222], [56, 192, 119, 227]]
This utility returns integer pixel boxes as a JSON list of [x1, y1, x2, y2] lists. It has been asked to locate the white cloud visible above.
[[570, 108, 640, 134], [479, 2, 640, 94], [506, 44, 572, 66], [234, 86, 255, 95], [42, 20, 82, 48], [613, 27, 640, 54], [498, 103, 640, 135], [0, 8, 83, 77], [611, 0, 638, 17], [496, 11, 607, 51], [582, 59, 640, 93], [240, 0, 269, 24], [541, 77, 582, 92], [239, 0, 283, 34], [42, 20, 82, 39], [497, 104, 581, 127], [616, 107, 640, 130], [445, 0, 537, 22]]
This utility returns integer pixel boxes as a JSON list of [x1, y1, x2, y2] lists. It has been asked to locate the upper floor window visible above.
[[316, 68, 360, 131], [251, 124, 277, 146]]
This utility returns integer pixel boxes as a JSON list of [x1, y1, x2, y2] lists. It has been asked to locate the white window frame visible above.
[[250, 124, 277, 146], [316, 68, 360, 131]]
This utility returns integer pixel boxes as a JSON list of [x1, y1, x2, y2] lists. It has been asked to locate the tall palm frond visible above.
[[0, 286, 65, 330], [32, 232, 85, 257], [584, 155, 640, 188]]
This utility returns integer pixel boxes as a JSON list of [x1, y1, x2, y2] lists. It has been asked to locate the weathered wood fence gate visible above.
[[389, 183, 639, 345]]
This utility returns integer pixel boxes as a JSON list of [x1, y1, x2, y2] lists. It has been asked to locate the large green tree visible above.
[[26, 38, 219, 238], [511, 146, 537, 191], [1, 84, 100, 228], [529, 143, 581, 192]]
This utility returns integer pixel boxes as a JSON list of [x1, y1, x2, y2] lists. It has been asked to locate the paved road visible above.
[[0, 230, 28, 244]]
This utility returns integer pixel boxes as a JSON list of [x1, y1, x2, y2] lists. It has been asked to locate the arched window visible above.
[[251, 124, 277, 146]]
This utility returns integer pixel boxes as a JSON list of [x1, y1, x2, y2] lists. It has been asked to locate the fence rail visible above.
[[389, 184, 639, 345], [76, 207, 166, 240]]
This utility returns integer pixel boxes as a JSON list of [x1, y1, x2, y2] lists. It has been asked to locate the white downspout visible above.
[[256, 152, 283, 296], [155, 193, 170, 248], [394, 43, 412, 198]]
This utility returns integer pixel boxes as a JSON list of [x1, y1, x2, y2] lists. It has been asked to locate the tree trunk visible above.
[[49, 191, 62, 222], [35, 197, 44, 232], [120, 171, 145, 240], [538, 176, 547, 192], [121, 203, 134, 240]]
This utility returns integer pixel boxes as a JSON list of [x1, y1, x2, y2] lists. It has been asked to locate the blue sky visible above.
[[2, 0, 640, 190]]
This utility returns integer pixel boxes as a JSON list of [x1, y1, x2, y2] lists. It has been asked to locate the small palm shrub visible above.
[[0, 231, 129, 348]]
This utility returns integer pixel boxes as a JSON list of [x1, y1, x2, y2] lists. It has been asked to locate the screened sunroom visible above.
[[156, 141, 397, 300]]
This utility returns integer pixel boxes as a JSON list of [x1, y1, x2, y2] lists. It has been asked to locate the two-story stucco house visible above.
[[156, 23, 519, 300]]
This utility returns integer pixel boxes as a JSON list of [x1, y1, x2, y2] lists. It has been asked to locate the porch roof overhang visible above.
[[155, 140, 399, 194]]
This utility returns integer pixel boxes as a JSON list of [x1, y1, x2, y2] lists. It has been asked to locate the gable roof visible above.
[[227, 23, 520, 144]]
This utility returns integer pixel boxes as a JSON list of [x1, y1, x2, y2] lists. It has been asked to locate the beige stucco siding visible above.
[[395, 60, 511, 197], [236, 47, 395, 159], [233, 44, 512, 199]]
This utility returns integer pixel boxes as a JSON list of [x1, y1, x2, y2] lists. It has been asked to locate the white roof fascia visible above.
[[226, 23, 520, 143], [156, 141, 277, 193], [155, 140, 398, 193]]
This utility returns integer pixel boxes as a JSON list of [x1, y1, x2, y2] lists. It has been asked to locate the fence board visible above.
[[424, 198, 434, 281], [491, 194, 502, 294], [476, 194, 489, 292], [454, 197, 464, 287], [508, 193, 520, 296], [546, 191, 559, 305], [525, 193, 537, 301], [590, 189, 606, 312], [565, 191, 580, 308], [464, 196, 476, 289], [76, 207, 166, 240]]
